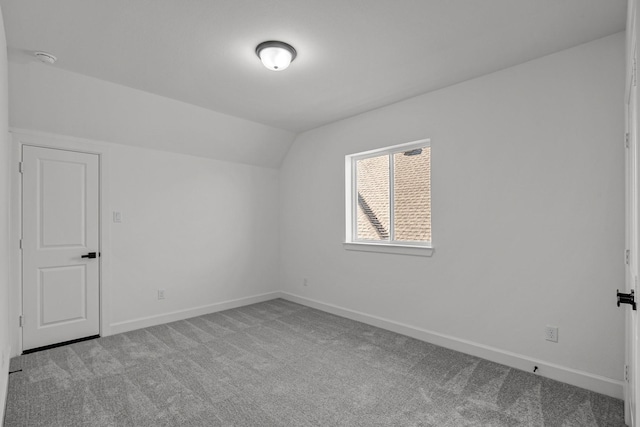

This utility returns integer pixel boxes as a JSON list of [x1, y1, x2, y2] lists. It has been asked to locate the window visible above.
[[345, 139, 433, 256]]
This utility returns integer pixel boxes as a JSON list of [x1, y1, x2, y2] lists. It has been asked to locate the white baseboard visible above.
[[279, 292, 624, 400], [109, 292, 281, 335], [0, 345, 11, 427]]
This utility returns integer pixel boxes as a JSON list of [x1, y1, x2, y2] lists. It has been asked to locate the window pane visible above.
[[356, 154, 390, 241], [393, 146, 431, 242]]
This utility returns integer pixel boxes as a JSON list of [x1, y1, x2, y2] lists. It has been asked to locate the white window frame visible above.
[[344, 138, 434, 257]]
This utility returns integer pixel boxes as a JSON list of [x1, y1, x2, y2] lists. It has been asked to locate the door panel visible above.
[[40, 160, 87, 248], [22, 146, 100, 351], [39, 265, 87, 326]]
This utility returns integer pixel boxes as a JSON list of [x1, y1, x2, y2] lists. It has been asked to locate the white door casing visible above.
[[22, 145, 100, 351], [625, 70, 639, 427], [626, 1, 640, 425]]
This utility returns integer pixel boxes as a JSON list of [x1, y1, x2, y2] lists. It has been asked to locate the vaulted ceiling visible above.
[[0, 0, 628, 133]]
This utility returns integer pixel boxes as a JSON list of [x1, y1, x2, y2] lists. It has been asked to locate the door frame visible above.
[[10, 128, 113, 356], [626, 1, 640, 425]]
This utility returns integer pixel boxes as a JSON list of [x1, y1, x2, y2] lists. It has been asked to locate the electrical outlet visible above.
[[545, 326, 558, 343], [158, 289, 165, 300], [303, 278, 308, 286]]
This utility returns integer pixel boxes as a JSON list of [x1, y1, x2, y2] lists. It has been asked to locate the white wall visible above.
[[8, 59, 295, 169], [108, 144, 280, 329], [0, 4, 10, 423], [280, 33, 626, 390]]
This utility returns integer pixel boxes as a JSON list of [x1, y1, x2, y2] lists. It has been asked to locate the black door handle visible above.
[[81, 252, 98, 259]]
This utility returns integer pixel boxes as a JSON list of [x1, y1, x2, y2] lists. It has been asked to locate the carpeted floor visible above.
[[4, 299, 625, 426]]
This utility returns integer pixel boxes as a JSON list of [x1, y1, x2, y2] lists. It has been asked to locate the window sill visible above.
[[343, 242, 434, 257]]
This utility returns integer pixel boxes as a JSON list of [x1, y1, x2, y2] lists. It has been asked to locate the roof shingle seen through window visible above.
[[356, 147, 430, 242], [356, 154, 389, 241]]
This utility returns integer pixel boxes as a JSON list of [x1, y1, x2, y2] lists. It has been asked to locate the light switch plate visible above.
[[113, 211, 122, 223]]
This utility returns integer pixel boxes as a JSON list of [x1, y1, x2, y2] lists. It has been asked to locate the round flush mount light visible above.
[[34, 51, 57, 65], [255, 41, 297, 71]]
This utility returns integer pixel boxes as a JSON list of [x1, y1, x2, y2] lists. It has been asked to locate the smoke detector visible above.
[[34, 51, 57, 65]]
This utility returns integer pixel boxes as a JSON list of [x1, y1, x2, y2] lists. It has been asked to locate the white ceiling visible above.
[[0, 0, 627, 133]]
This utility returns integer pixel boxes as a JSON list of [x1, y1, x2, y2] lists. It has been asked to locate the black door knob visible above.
[[81, 252, 98, 259]]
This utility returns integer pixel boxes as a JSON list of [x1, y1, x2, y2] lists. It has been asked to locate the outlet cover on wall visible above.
[[545, 325, 558, 343], [157, 289, 165, 300]]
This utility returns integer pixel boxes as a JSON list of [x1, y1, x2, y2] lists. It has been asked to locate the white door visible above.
[[626, 2, 640, 424], [22, 145, 100, 351]]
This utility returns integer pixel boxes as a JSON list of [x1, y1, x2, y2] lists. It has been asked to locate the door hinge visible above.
[[617, 289, 637, 310], [625, 365, 629, 382], [18, 315, 23, 328], [18, 162, 23, 173], [625, 133, 630, 148], [19, 239, 22, 250], [626, 249, 630, 265]]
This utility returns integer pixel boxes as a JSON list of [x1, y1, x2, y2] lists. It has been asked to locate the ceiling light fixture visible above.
[[255, 41, 296, 71]]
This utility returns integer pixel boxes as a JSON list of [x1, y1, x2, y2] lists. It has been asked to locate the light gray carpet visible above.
[[4, 299, 625, 426]]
